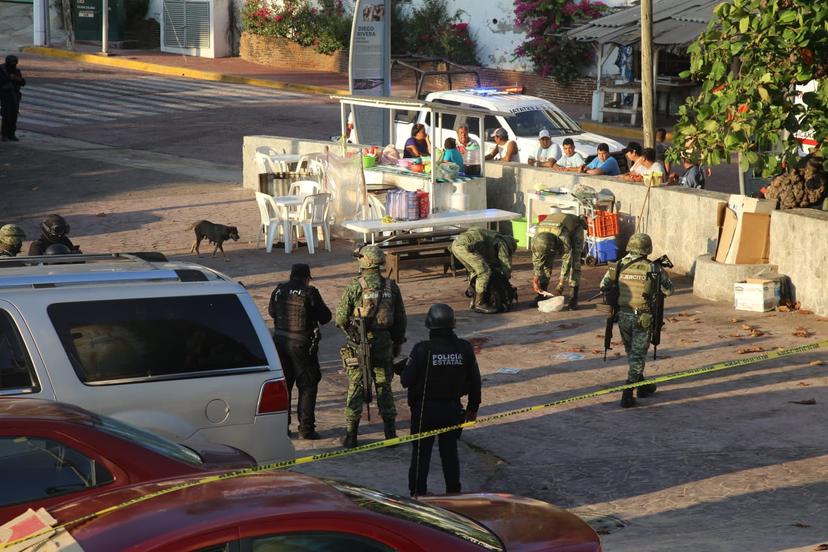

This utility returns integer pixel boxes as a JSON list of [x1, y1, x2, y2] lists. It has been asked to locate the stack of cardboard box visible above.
[[714, 195, 777, 264]]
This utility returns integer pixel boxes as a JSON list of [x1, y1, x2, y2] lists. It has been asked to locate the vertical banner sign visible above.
[[349, 0, 391, 146]]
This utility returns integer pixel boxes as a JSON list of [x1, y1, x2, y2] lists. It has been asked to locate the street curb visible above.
[[22, 46, 350, 97]]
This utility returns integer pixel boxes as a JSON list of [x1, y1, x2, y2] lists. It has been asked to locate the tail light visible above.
[[504, 85, 525, 94], [257, 379, 289, 414]]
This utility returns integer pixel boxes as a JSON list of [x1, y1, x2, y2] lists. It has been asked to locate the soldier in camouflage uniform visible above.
[[450, 228, 517, 314], [600, 233, 673, 408], [531, 210, 586, 310], [335, 245, 407, 448], [0, 224, 26, 257]]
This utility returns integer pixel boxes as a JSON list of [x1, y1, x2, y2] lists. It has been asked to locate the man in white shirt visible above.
[[529, 128, 562, 168], [554, 138, 586, 172], [625, 147, 665, 184]]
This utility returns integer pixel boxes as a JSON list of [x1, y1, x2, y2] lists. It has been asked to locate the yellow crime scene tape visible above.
[[4, 339, 827, 550]]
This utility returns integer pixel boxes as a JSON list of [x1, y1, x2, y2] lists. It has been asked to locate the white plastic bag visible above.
[[537, 295, 566, 312]]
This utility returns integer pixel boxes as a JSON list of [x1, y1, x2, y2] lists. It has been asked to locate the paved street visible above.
[[2, 55, 826, 551]]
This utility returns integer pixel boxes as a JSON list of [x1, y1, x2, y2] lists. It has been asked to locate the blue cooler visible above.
[[588, 236, 618, 263]]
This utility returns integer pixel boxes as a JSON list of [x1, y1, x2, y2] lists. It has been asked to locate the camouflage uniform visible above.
[[336, 246, 406, 446], [600, 233, 673, 407], [534, 213, 586, 290], [450, 228, 516, 312], [0, 224, 26, 257]]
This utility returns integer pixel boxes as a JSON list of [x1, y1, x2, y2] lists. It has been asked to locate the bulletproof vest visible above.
[[615, 258, 653, 310], [354, 276, 394, 330], [273, 281, 310, 334], [418, 338, 471, 401], [538, 212, 581, 236]]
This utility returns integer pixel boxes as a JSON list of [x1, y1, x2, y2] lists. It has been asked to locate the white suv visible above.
[[0, 253, 294, 464], [396, 88, 626, 165]]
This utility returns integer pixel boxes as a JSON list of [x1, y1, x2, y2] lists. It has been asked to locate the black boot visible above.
[[637, 374, 658, 398], [473, 292, 497, 314], [383, 419, 397, 439], [567, 286, 579, 311], [621, 384, 637, 408], [341, 420, 359, 448]]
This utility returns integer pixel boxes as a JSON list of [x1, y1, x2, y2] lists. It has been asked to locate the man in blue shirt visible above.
[[582, 143, 620, 176]]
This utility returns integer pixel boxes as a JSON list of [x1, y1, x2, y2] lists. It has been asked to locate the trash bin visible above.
[[74, 0, 126, 42], [511, 218, 529, 249]]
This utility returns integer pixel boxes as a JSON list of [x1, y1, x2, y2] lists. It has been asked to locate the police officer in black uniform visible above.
[[28, 214, 81, 256], [268, 264, 332, 440], [399, 303, 482, 496]]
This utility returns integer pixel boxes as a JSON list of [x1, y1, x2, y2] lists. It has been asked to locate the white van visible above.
[[394, 88, 626, 165], [0, 253, 294, 464]]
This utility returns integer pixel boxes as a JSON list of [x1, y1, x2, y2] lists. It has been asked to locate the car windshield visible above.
[[330, 480, 503, 551], [89, 412, 203, 466], [506, 108, 582, 137]]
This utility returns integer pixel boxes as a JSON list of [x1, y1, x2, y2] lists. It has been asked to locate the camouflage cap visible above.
[[357, 244, 385, 269], [626, 232, 653, 255]]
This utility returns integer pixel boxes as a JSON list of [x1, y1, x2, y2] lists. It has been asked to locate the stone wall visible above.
[[239, 32, 348, 73]]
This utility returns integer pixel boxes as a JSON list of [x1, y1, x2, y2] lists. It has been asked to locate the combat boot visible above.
[[383, 419, 397, 440], [473, 292, 497, 314], [621, 382, 637, 408], [567, 286, 579, 311], [341, 420, 359, 449], [637, 374, 658, 398]]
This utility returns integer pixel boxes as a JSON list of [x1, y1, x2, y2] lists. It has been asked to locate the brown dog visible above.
[[189, 220, 240, 259]]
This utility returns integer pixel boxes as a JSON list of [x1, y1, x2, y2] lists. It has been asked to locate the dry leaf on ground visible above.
[[793, 327, 813, 338], [566, 346, 585, 353], [730, 318, 742, 323], [778, 305, 790, 312], [666, 317, 682, 323], [741, 324, 755, 331], [737, 346, 765, 354], [809, 360, 824, 366], [680, 339, 699, 344], [813, 544, 828, 551], [557, 323, 581, 330], [677, 311, 693, 317], [788, 399, 817, 405], [799, 309, 814, 315], [798, 382, 812, 386], [591, 349, 602, 355], [749, 329, 765, 337]]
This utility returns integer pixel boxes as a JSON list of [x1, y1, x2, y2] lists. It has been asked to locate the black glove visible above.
[[392, 343, 402, 358], [392, 358, 407, 375]]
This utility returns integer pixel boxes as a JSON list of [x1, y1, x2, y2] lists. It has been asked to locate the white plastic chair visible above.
[[367, 194, 386, 219], [255, 192, 290, 253], [288, 180, 323, 197], [289, 193, 331, 254]]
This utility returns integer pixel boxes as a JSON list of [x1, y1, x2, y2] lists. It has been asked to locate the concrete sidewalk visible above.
[[20, 45, 672, 140]]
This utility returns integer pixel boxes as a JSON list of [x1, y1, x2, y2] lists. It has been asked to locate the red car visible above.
[[0, 399, 254, 523], [37, 471, 601, 551]]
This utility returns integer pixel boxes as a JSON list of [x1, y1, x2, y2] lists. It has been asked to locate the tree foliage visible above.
[[671, 0, 827, 175]]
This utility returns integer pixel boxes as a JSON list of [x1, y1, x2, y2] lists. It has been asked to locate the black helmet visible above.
[[41, 214, 70, 239], [425, 303, 455, 330], [44, 243, 72, 255], [4, 55, 18, 66]]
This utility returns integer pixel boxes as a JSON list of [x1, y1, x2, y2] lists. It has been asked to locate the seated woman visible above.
[[441, 137, 465, 172], [404, 123, 431, 158]]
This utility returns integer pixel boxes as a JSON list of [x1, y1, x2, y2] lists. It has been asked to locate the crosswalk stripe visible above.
[[40, 82, 195, 113], [17, 74, 312, 129], [22, 90, 151, 119]]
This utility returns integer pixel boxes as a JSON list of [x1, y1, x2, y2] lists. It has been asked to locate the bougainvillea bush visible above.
[[513, 0, 608, 85], [242, 0, 350, 55], [396, 0, 479, 65]]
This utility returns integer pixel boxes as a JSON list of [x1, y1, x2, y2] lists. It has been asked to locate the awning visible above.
[[567, 0, 721, 53]]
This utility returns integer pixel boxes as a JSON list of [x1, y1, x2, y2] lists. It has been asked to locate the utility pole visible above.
[[640, 0, 655, 147], [101, 0, 110, 55]]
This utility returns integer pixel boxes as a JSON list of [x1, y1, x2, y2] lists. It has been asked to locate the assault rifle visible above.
[[346, 316, 373, 421], [645, 255, 673, 360]]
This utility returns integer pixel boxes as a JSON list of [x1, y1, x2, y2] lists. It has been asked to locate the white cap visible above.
[[538, 128, 551, 139]]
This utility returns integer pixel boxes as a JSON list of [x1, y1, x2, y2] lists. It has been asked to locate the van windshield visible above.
[[48, 294, 268, 384], [505, 108, 582, 138]]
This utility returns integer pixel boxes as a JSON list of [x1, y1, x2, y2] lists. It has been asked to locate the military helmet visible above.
[[531, 232, 562, 256], [425, 303, 455, 330], [626, 232, 653, 255], [0, 224, 26, 255], [4, 55, 18, 66], [357, 245, 385, 269], [45, 243, 72, 255], [41, 214, 70, 239]]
